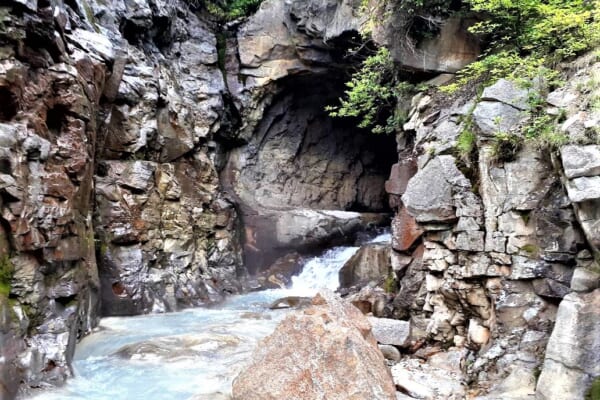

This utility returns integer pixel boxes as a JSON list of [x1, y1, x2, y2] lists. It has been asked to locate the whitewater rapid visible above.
[[27, 231, 390, 400]]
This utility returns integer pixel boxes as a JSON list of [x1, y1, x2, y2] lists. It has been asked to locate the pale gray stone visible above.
[[402, 156, 468, 222], [536, 290, 600, 400], [561, 145, 600, 179], [566, 176, 600, 202], [472, 101, 528, 135], [379, 344, 401, 362], [481, 79, 530, 110], [368, 317, 411, 347]]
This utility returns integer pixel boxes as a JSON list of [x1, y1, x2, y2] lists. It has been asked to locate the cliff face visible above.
[[0, 0, 415, 393], [3, 0, 598, 398], [0, 0, 243, 393], [382, 63, 600, 397]]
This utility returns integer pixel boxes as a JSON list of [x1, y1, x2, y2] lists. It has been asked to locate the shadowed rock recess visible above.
[[2, 0, 600, 398]]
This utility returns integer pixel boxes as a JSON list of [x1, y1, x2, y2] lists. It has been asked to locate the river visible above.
[[28, 231, 390, 400]]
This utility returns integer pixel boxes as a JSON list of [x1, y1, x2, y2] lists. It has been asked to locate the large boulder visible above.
[[231, 291, 397, 400], [339, 243, 392, 288], [402, 155, 470, 223], [536, 289, 600, 400], [243, 209, 388, 274]]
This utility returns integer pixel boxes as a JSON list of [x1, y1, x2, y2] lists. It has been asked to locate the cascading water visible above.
[[27, 231, 390, 400]]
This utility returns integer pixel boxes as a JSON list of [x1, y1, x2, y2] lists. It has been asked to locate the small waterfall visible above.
[[289, 230, 390, 295], [290, 246, 360, 294]]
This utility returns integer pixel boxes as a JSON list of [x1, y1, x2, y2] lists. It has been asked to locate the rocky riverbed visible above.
[[22, 233, 391, 400]]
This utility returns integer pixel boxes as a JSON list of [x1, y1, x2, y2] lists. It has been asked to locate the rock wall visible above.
[[381, 61, 600, 398], [223, 73, 397, 272], [0, 0, 494, 395], [0, 2, 108, 391], [0, 0, 244, 393]]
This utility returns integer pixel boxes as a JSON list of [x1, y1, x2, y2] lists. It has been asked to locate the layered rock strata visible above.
[[379, 65, 600, 398]]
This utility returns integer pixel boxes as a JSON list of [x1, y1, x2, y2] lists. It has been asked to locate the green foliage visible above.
[[520, 243, 539, 256], [204, 0, 263, 21], [441, 52, 560, 94], [519, 210, 532, 225], [528, 117, 569, 150], [398, 0, 454, 16], [468, 0, 599, 58], [456, 128, 477, 159], [0, 255, 13, 297], [490, 132, 522, 162], [326, 47, 413, 134], [586, 377, 600, 400], [443, 0, 600, 93], [383, 272, 398, 294], [216, 33, 227, 74]]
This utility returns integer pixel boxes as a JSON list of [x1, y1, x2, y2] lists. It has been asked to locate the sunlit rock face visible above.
[[232, 291, 397, 400], [379, 67, 600, 398]]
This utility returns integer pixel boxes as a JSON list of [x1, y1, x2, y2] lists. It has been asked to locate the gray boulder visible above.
[[480, 79, 530, 110], [566, 176, 600, 203], [368, 317, 411, 347], [561, 145, 600, 179], [339, 244, 392, 289], [472, 101, 528, 135], [536, 289, 600, 400], [402, 155, 469, 222]]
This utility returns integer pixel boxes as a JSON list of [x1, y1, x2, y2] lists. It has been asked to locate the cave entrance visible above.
[[223, 72, 398, 273], [231, 73, 397, 213]]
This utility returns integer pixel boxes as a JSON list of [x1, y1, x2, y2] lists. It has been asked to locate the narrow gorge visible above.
[[1, 0, 600, 399]]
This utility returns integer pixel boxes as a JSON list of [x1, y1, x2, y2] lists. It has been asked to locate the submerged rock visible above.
[[232, 291, 396, 400], [113, 334, 241, 361], [256, 252, 304, 290], [268, 296, 312, 310]]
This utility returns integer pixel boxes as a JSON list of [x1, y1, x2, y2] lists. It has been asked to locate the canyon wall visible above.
[[0, 0, 242, 394], [376, 64, 600, 397], [0, 0, 431, 394], [6, 0, 596, 398]]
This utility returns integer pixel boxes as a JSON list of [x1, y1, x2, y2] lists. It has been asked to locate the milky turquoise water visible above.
[[28, 232, 390, 400]]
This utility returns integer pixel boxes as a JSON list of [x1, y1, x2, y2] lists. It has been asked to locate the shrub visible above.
[[456, 128, 477, 159], [326, 47, 414, 134], [442, 0, 600, 93], [203, 0, 263, 21], [0, 255, 13, 297], [586, 377, 600, 400], [490, 132, 522, 162]]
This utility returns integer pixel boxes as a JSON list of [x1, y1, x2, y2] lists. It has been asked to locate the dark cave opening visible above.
[[224, 71, 398, 273], [46, 105, 66, 135], [0, 87, 18, 122], [232, 72, 398, 214]]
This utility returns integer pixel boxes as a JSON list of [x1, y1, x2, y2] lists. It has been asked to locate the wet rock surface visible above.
[[339, 244, 392, 289], [3, 0, 600, 397], [0, 0, 243, 392]]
